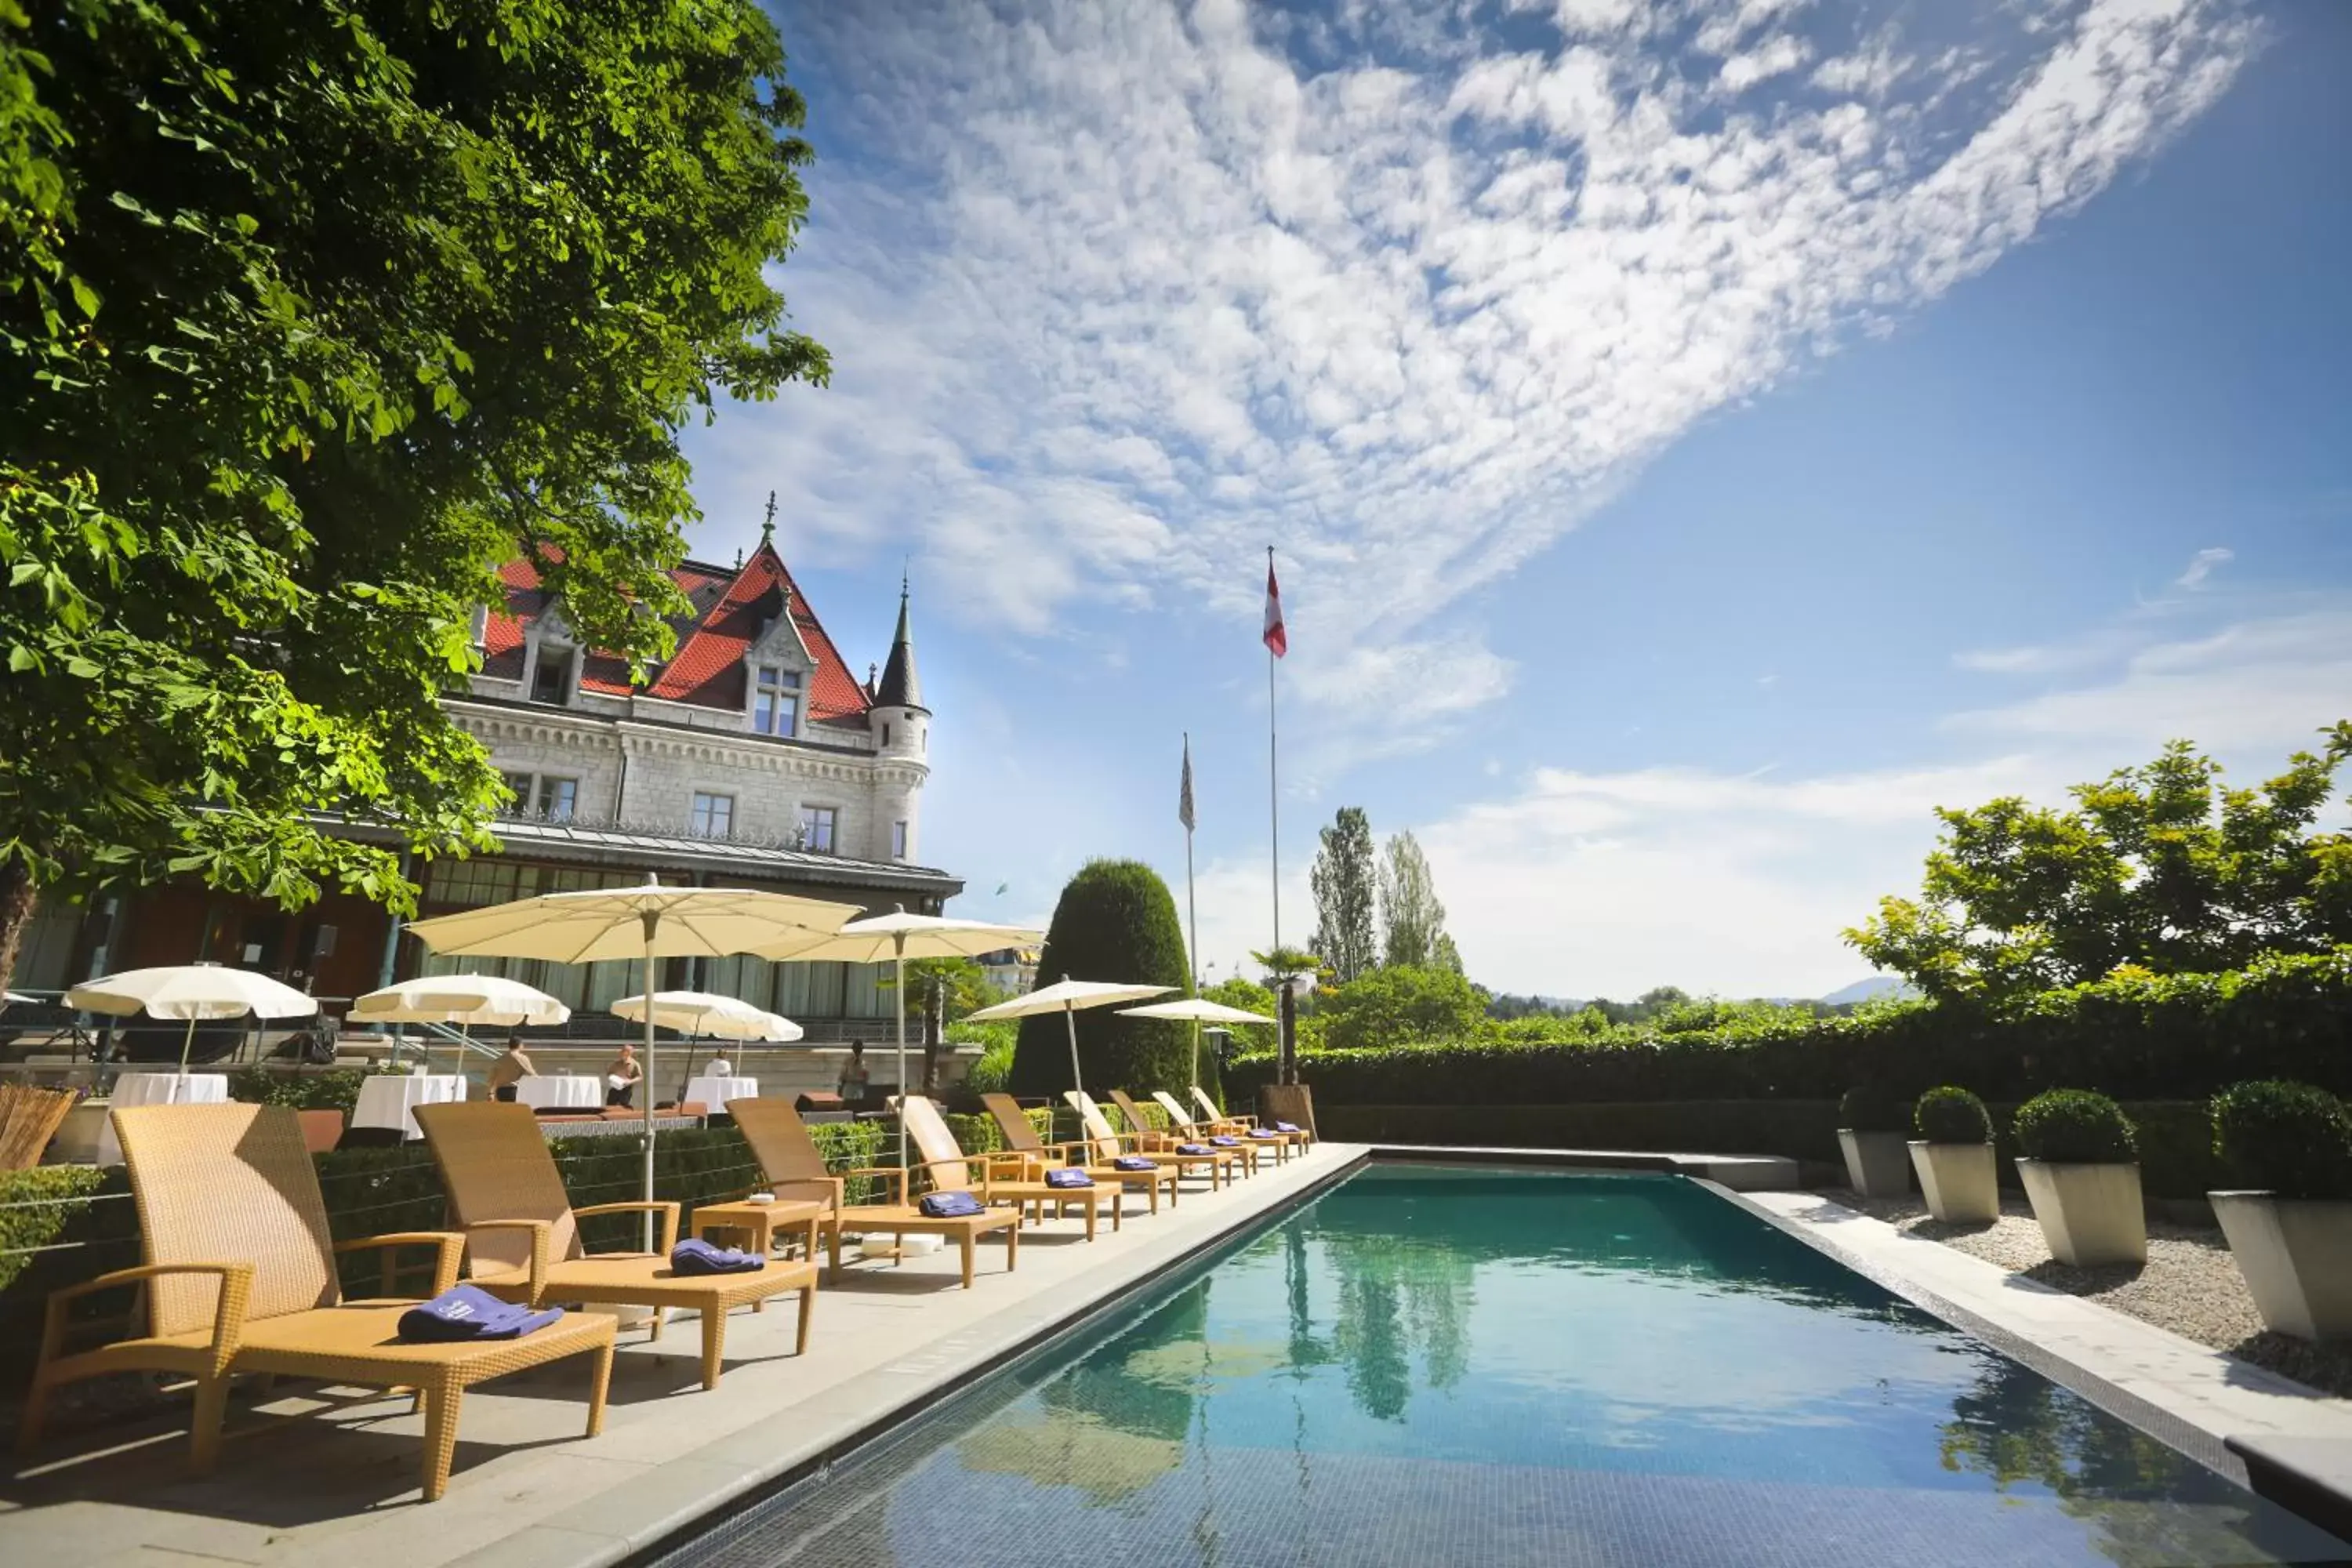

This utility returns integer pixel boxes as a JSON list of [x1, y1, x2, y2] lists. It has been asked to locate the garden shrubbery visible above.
[[1914, 1087, 1992, 1145], [2013, 1091, 2137, 1165], [2211, 1080, 2352, 1200]]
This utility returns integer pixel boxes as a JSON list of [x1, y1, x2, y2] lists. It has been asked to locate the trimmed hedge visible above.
[[2013, 1091, 2137, 1164], [0, 1166, 107, 1294], [1915, 1087, 1992, 1145], [1838, 1083, 1905, 1133], [1009, 859, 1200, 1101], [2211, 1081, 2352, 1200]]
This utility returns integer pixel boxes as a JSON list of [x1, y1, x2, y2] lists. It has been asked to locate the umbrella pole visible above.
[[177, 1017, 197, 1079], [894, 938, 909, 1175], [1065, 1004, 1081, 1100], [641, 915, 659, 1252]]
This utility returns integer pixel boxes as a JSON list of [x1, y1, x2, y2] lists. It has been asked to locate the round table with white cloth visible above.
[[514, 1074, 602, 1111], [682, 1075, 754, 1112], [96, 1071, 229, 1164], [351, 1073, 467, 1138]]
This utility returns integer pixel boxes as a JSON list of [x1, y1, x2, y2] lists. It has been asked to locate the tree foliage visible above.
[[1318, 964, 1487, 1052], [0, 0, 829, 979], [1008, 859, 1199, 1098], [1377, 830, 1450, 969], [1310, 806, 1378, 983], [1848, 731, 2352, 1008]]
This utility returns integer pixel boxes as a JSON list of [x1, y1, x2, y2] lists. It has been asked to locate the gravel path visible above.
[[1817, 1188, 2352, 1400]]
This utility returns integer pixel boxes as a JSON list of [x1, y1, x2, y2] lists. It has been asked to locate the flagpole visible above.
[[1184, 731, 1201, 1091], [1267, 546, 1280, 962]]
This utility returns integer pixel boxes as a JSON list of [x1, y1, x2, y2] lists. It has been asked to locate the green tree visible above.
[[1310, 806, 1379, 982], [1377, 830, 1450, 969], [1848, 730, 2352, 1007], [0, 0, 829, 982], [1319, 964, 1488, 1051], [1009, 860, 1198, 1098]]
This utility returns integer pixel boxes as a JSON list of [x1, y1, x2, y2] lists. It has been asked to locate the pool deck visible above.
[[1733, 1186, 2352, 1541], [0, 1143, 1367, 1568]]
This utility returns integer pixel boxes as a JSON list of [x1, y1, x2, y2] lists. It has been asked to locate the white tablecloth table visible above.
[[514, 1074, 602, 1112], [96, 1071, 230, 1164], [351, 1073, 467, 1139], [682, 1075, 754, 1112]]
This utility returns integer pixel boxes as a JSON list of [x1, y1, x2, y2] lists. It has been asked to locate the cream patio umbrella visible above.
[[755, 909, 1040, 1173], [67, 964, 319, 1075], [352, 974, 571, 1072], [1116, 996, 1277, 1093], [405, 880, 859, 1236], [964, 976, 1174, 1106], [609, 991, 801, 1099]]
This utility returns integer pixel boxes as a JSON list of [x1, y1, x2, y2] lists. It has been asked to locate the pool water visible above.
[[666, 1166, 2352, 1567]]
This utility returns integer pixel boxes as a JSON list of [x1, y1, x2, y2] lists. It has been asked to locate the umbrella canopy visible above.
[[405, 880, 861, 1235], [353, 974, 571, 1073], [3, 992, 32, 1005], [67, 964, 318, 1074], [759, 909, 1040, 1171], [965, 977, 1174, 1098], [1116, 998, 1276, 1025], [611, 992, 802, 1042]]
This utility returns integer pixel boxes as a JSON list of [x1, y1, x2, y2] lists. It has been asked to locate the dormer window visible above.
[[753, 665, 800, 737], [531, 644, 575, 705]]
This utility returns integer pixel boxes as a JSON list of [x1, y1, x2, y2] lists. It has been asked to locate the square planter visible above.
[[1838, 1129, 1912, 1199], [1909, 1142, 1999, 1224], [2209, 1192, 2352, 1341], [2016, 1159, 2145, 1266]]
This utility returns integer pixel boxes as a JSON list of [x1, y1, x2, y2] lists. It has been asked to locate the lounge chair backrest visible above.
[[898, 1096, 971, 1191], [1106, 1089, 1160, 1137], [1062, 1091, 1121, 1162], [415, 1102, 582, 1276], [726, 1098, 844, 1209], [980, 1093, 1044, 1153], [1152, 1091, 1198, 1130], [115, 1103, 340, 1336], [1189, 1087, 1224, 1123]]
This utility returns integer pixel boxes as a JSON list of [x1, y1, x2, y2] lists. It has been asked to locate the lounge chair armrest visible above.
[[463, 1218, 552, 1301], [333, 1231, 466, 1297], [40, 1261, 255, 1369], [574, 1200, 681, 1254], [842, 1165, 909, 1202]]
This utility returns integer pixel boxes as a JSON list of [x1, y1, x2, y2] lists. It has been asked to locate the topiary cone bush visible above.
[[2013, 1089, 2137, 1164], [1838, 1083, 1906, 1133], [2212, 1080, 2352, 1199], [1007, 858, 1202, 1101], [1914, 1087, 1992, 1145]]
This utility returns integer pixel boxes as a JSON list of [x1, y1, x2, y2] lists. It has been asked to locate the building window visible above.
[[799, 804, 837, 854], [881, 723, 891, 748], [691, 792, 735, 837], [753, 665, 800, 737], [499, 771, 533, 811], [891, 820, 909, 860], [530, 644, 574, 705], [535, 776, 578, 822]]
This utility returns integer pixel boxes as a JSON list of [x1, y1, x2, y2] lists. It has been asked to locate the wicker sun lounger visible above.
[[16, 1102, 614, 1502], [1194, 1085, 1315, 1144], [727, 1097, 1021, 1289], [1111, 1087, 1270, 1174], [1064, 1091, 1239, 1189], [899, 1095, 1121, 1240], [415, 1102, 816, 1390], [979, 1092, 1181, 1214], [1154, 1090, 1301, 1163]]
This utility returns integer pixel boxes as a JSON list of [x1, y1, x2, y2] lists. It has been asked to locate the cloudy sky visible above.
[[685, 0, 2352, 1000]]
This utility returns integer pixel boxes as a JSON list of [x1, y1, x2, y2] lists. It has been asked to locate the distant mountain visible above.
[[1820, 975, 1916, 1006]]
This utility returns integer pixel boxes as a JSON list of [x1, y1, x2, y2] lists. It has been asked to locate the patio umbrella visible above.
[[405, 880, 859, 1238], [757, 909, 1040, 1171], [609, 991, 801, 1098], [3, 992, 32, 1005], [1116, 996, 1276, 1091], [66, 964, 318, 1075], [964, 976, 1174, 1102], [352, 974, 571, 1072]]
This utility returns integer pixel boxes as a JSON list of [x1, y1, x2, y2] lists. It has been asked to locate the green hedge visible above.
[[227, 1066, 370, 1116], [0, 1166, 108, 1294]]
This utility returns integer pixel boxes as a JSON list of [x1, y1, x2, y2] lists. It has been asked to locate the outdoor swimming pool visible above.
[[663, 1165, 2352, 1567]]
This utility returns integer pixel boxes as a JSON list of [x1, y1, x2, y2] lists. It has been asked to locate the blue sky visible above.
[[681, 0, 2352, 1000]]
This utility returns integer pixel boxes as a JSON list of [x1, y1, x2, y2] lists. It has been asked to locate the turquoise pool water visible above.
[[667, 1166, 2352, 1567]]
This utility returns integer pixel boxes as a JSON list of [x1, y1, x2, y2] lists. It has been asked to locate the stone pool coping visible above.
[[1721, 1185, 2352, 1542]]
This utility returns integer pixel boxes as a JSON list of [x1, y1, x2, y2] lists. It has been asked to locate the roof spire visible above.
[[760, 490, 778, 548], [874, 572, 924, 712]]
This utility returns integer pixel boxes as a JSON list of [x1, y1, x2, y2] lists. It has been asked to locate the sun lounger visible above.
[[16, 1103, 613, 1501], [1155, 1090, 1301, 1163], [1064, 1091, 1238, 1189], [415, 1102, 815, 1389], [1112, 1087, 1269, 1174], [901, 1095, 1121, 1240], [1189, 1084, 1313, 1146], [728, 1097, 1020, 1289], [979, 1093, 1181, 1213]]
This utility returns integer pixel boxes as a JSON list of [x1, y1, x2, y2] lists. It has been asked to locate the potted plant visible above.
[[1909, 1087, 1999, 1224], [1837, 1083, 1911, 1199], [2209, 1080, 2352, 1341], [2012, 1090, 2144, 1266]]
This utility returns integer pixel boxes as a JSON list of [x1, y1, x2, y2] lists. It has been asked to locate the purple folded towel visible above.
[[671, 1237, 765, 1276], [1112, 1155, 1157, 1171], [398, 1284, 563, 1344], [920, 1189, 985, 1218], [1044, 1167, 1094, 1189], [1210, 1134, 1242, 1146], [1249, 1127, 1281, 1138], [1276, 1121, 1301, 1134], [1177, 1142, 1212, 1156]]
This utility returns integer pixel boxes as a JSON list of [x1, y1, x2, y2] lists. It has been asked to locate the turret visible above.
[[866, 578, 930, 862]]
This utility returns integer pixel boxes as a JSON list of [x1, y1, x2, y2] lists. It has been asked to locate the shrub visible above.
[[1009, 859, 1196, 1099], [2211, 1080, 2352, 1200], [1838, 1083, 1906, 1132], [1914, 1087, 1992, 1145], [0, 1166, 107, 1294], [1319, 965, 1489, 1051], [2013, 1090, 2137, 1164], [228, 1066, 368, 1115], [961, 1033, 1017, 1098]]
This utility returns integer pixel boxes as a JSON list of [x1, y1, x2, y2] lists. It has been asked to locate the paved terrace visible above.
[[0, 1143, 1365, 1568]]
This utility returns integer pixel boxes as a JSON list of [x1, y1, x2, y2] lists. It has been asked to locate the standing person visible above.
[[487, 1033, 535, 1103], [604, 1042, 642, 1109], [837, 1042, 871, 1107]]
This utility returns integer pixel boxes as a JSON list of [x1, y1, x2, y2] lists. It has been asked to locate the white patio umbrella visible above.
[[610, 991, 801, 1099], [2, 992, 32, 1006], [965, 976, 1174, 1102], [405, 880, 858, 1237], [352, 974, 571, 1072], [755, 909, 1040, 1172], [1116, 996, 1277, 1091], [66, 963, 318, 1075]]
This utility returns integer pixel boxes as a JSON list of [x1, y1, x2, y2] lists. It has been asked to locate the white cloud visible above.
[[2176, 545, 2234, 589], [706, 0, 2256, 764]]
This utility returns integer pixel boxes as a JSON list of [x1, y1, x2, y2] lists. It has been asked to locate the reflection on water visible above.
[[666, 1167, 2352, 1568]]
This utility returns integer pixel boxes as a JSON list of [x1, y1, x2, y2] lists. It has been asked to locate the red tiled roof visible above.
[[481, 547, 873, 721]]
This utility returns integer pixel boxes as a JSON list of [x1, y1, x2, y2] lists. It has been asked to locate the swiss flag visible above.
[[1262, 555, 1287, 658]]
